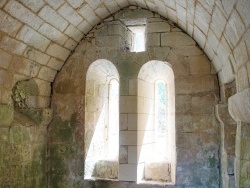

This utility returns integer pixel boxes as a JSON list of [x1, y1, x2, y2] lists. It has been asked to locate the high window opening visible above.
[[84, 60, 119, 180], [106, 79, 119, 159], [129, 26, 146, 52], [154, 80, 167, 162]]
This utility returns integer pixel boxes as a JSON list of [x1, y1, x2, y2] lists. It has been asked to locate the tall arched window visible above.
[[137, 60, 175, 184], [154, 79, 167, 162], [84, 60, 119, 180]]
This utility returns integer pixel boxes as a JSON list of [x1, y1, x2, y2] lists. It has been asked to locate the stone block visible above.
[[191, 94, 218, 115], [175, 75, 216, 94], [64, 38, 78, 51], [67, 0, 84, 9], [92, 160, 118, 179], [161, 32, 195, 47], [173, 45, 203, 56], [138, 97, 154, 114], [119, 164, 137, 181], [236, 0, 250, 27], [0, 49, 11, 69], [233, 41, 248, 69], [176, 95, 192, 114], [128, 79, 137, 96], [47, 58, 64, 71], [145, 162, 171, 181], [239, 159, 250, 188], [176, 115, 193, 132], [207, 29, 219, 53], [18, 0, 45, 12], [176, 3, 187, 24], [0, 36, 27, 55], [164, 0, 176, 10], [64, 25, 84, 41], [108, 24, 126, 38], [137, 79, 153, 98], [115, 0, 129, 8], [78, 4, 101, 25], [237, 66, 249, 92], [137, 113, 154, 131], [24, 47, 50, 65], [95, 36, 125, 49], [137, 130, 154, 145], [194, 2, 211, 35], [189, 55, 211, 75], [204, 44, 215, 61], [15, 58, 40, 77], [39, 6, 68, 32], [95, 5, 110, 19], [46, 43, 70, 61], [193, 26, 206, 49], [17, 26, 50, 52], [120, 113, 128, 131], [128, 146, 138, 164], [225, 10, 245, 47], [120, 131, 137, 145], [119, 145, 128, 163], [146, 33, 160, 47], [120, 96, 137, 113], [148, 46, 171, 61], [58, 3, 83, 27], [4, 0, 43, 30], [0, 0, 6, 7], [210, 6, 227, 39], [38, 66, 57, 82], [0, 104, 14, 126], [39, 23, 68, 46], [128, 114, 137, 130], [147, 22, 170, 33], [0, 10, 22, 37], [0, 69, 7, 84], [115, 9, 153, 20], [44, 0, 64, 9]]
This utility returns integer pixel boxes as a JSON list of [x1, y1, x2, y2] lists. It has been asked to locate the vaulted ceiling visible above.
[[0, 0, 249, 104]]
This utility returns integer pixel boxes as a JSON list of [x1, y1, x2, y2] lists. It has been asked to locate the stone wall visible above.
[[0, 79, 53, 187], [50, 8, 220, 187]]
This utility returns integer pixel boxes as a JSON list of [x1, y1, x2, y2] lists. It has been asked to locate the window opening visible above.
[[154, 79, 167, 161], [84, 60, 119, 180], [107, 79, 119, 160], [129, 26, 145, 52]]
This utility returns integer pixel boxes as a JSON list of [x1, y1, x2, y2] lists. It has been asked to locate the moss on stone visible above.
[[0, 104, 14, 126]]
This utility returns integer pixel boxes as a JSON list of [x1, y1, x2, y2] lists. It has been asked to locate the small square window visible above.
[[129, 26, 146, 52]]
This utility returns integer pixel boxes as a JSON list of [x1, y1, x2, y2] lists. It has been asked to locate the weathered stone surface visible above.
[[189, 55, 211, 75], [147, 22, 170, 33], [17, 26, 50, 52], [146, 33, 160, 46], [161, 32, 195, 47], [4, 0, 43, 30], [175, 75, 215, 94], [0, 104, 14, 126], [229, 88, 250, 123]]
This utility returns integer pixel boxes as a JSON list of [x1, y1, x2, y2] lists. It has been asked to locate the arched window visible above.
[[84, 60, 119, 180], [137, 60, 175, 184], [154, 79, 167, 161]]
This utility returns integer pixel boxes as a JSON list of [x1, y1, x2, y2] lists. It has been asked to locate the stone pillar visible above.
[[228, 88, 250, 187], [119, 79, 138, 181], [215, 104, 236, 188], [235, 122, 250, 188]]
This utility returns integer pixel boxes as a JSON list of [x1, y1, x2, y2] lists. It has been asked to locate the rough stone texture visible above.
[[0, 0, 249, 187], [229, 88, 250, 123], [50, 9, 220, 187]]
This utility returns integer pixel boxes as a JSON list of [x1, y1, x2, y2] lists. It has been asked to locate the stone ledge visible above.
[[228, 88, 250, 123]]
